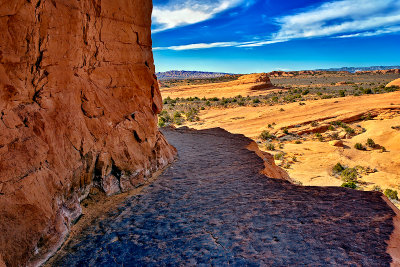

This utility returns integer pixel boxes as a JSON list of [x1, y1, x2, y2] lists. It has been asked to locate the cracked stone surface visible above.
[[49, 127, 396, 266]]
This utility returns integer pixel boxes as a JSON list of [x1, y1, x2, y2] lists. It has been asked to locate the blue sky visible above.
[[151, 0, 400, 73]]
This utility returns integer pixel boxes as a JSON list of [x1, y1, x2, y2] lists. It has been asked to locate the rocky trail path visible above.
[[48, 127, 397, 266]]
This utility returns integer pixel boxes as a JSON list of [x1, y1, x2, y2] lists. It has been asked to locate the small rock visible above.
[[329, 140, 344, 147]]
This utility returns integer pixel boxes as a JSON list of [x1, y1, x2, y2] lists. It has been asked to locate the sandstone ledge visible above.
[[47, 127, 399, 266]]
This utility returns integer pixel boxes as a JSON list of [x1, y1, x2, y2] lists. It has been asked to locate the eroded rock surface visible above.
[[0, 1, 175, 266], [48, 127, 398, 266], [387, 78, 400, 87]]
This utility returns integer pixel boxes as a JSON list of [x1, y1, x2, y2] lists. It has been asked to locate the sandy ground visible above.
[[161, 81, 281, 98], [184, 92, 400, 202]]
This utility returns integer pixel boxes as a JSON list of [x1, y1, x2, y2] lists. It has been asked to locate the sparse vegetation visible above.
[[265, 143, 275, 151], [332, 163, 345, 174], [372, 185, 383, 192], [260, 130, 275, 141], [384, 189, 399, 200], [341, 181, 357, 189], [354, 143, 366, 150], [366, 138, 375, 148]]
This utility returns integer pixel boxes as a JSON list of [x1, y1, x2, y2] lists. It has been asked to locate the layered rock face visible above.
[[0, 1, 176, 266]]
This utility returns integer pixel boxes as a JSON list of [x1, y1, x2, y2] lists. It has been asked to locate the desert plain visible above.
[[160, 71, 400, 207]]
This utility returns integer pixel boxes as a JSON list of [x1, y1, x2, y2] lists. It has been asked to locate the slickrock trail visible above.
[[48, 127, 398, 266]]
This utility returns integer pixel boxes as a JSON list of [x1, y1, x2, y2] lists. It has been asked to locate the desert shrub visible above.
[[173, 111, 184, 125], [341, 181, 357, 189], [292, 156, 298, 162], [384, 189, 399, 200], [279, 108, 285, 112], [372, 185, 383, 192], [328, 125, 335, 131], [260, 130, 275, 140], [332, 163, 345, 174], [366, 138, 375, 148], [295, 140, 302, 144], [158, 117, 166, 127], [331, 132, 339, 140], [341, 167, 358, 182], [381, 146, 387, 152], [344, 126, 355, 134], [311, 121, 319, 127], [283, 128, 289, 134], [321, 94, 333, 99], [354, 143, 366, 150], [205, 100, 211, 106], [362, 113, 373, 120], [362, 88, 373, 94], [274, 153, 284, 160], [210, 97, 219, 101], [391, 126, 400, 131], [265, 143, 275, 151], [302, 89, 310, 95], [185, 108, 199, 122], [384, 86, 399, 92], [253, 98, 260, 104], [339, 90, 346, 97]]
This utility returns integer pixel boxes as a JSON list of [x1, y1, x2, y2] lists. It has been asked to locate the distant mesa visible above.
[[160, 72, 275, 99], [386, 78, 400, 87], [316, 65, 400, 73], [236, 73, 273, 90], [156, 70, 232, 80]]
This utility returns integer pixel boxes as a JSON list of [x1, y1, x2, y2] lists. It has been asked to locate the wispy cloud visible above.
[[152, 0, 244, 33], [274, 0, 400, 40], [153, 0, 400, 50], [153, 39, 286, 51]]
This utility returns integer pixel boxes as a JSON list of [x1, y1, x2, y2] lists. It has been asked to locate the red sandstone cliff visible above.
[[0, 1, 176, 266]]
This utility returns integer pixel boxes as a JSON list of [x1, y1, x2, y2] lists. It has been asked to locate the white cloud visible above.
[[154, 42, 241, 51], [274, 0, 400, 40], [152, 0, 244, 32], [335, 26, 400, 38], [153, 0, 400, 50]]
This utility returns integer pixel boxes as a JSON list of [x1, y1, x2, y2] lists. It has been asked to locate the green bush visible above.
[[265, 143, 275, 151], [354, 143, 366, 150], [283, 128, 289, 134], [274, 153, 284, 160], [344, 126, 355, 134], [341, 167, 358, 182], [332, 163, 345, 174], [372, 185, 382, 192], [366, 138, 375, 148], [384, 189, 399, 200], [341, 181, 357, 189], [260, 130, 275, 141]]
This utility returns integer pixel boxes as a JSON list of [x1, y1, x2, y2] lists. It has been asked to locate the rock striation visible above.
[[0, 1, 176, 266]]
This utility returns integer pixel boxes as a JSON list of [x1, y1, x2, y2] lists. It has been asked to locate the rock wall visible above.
[[0, 1, 176, 266]]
